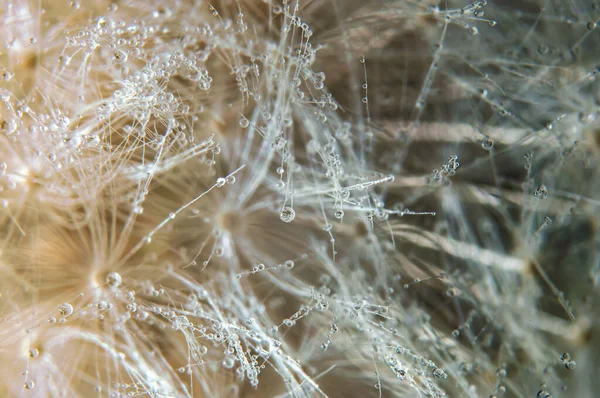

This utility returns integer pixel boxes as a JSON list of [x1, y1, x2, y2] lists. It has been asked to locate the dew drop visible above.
[[565, 360, 576, 370], [280, 206, 296, 223], [113, 49, 128, 64], [58, 302, 73, 317], [222, 356, 235, 369], [534, 185, 548, 199], [432, 367, 447, 379], [259, 339, 272, 355], [481, 138, 493, 150], [537, 390, 552, 398], [538, 44, 550, 55], [106, 272, 122, 287]]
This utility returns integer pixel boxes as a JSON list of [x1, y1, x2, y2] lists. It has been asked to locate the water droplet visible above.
[[239, 117, 249, 128], [534, 185, 548, 199], [29, 348, 39, 358], [216, 177, 226, 187], [222, 356, 235, 369], [113, 49, 128, 64], [272, 136, 286, 150], [284, 260, 295, 269], [280, 206, 296, 223], [106, 272, 122, 287], [24, 380, 35, 390], [259, 339, 272, 355], [58, 303, 73, 317], [537, 390, 552, 398], [481, 138, 493, 150], [432, 367, 447, 379], [565, 360, 576, 370]]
